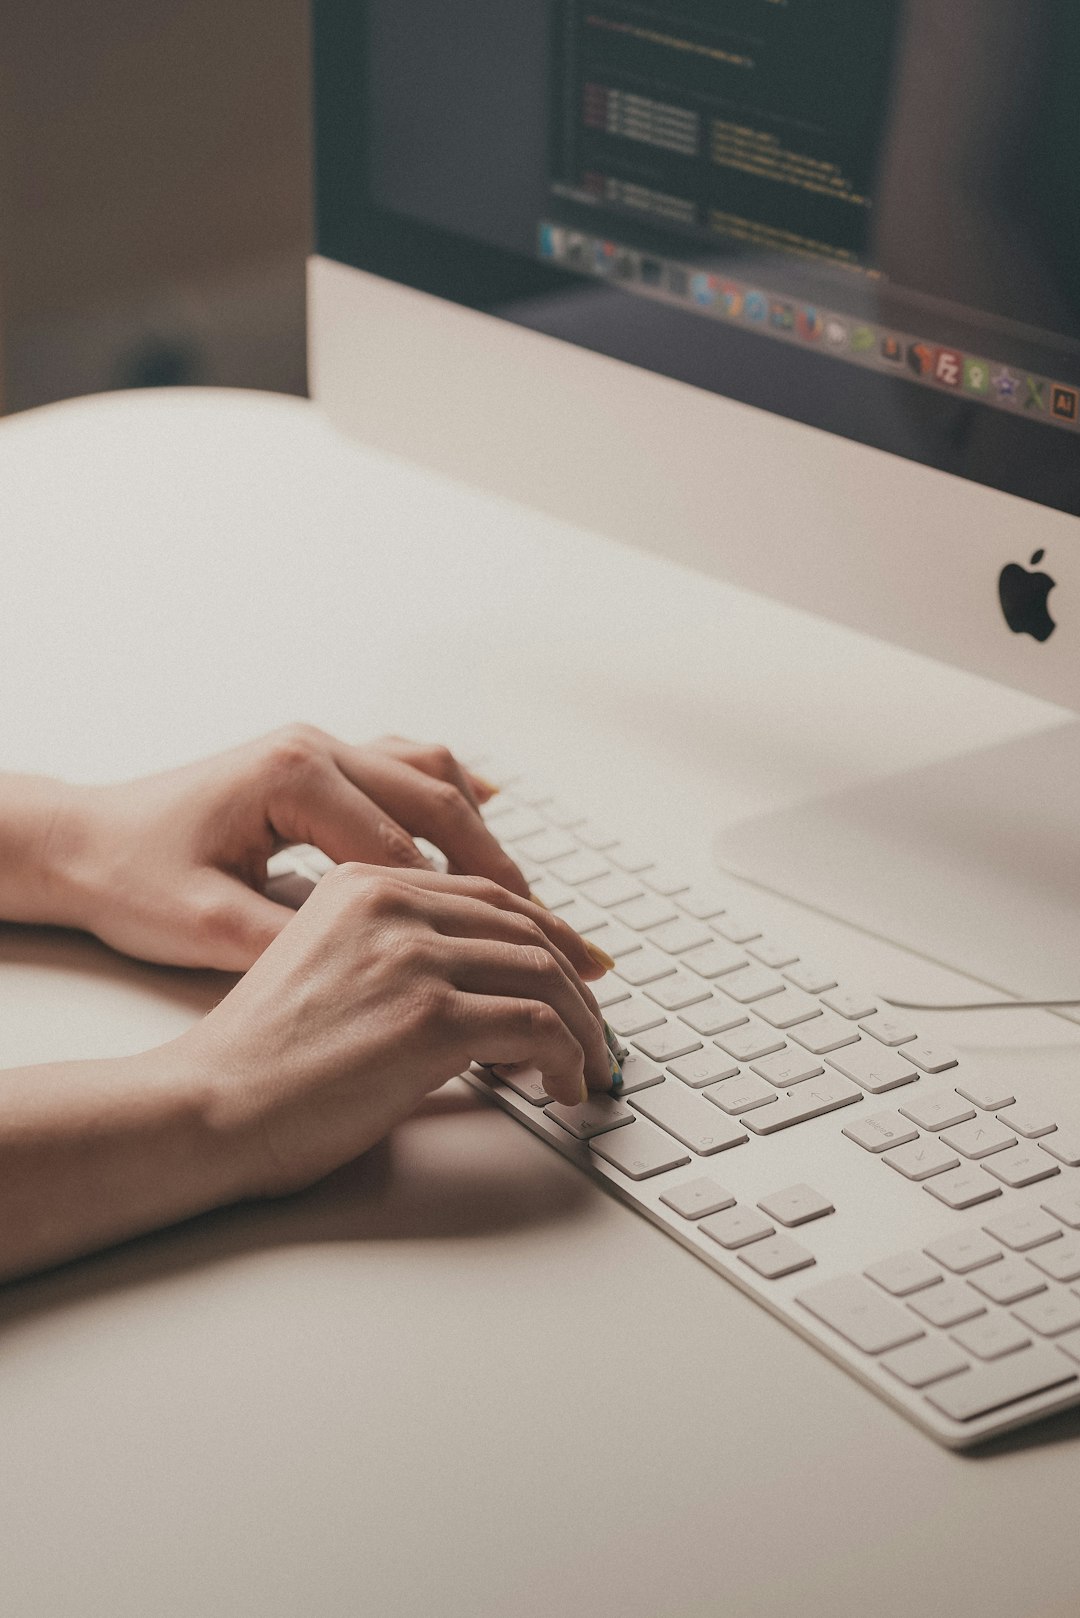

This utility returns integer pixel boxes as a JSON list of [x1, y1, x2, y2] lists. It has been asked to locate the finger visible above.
[[371, 736, 487, 812], [369, 870, 607, 982], [444, 937, 610, 1093], [451, 992, 589, 1106], [327, 748, 528, 897], [267, 755, 436, 874]]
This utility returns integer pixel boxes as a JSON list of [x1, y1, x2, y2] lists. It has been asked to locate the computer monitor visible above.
[[309, 0, 1080, 713]]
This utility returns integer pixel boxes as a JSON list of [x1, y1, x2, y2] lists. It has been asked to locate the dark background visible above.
[[0, 2, 312, 416]]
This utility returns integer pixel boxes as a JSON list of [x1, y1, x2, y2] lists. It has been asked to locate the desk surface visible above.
[[1, 388, 1078, 1618]]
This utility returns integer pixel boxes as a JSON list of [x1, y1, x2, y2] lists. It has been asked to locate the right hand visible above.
[[181, 863, 613, 1197]]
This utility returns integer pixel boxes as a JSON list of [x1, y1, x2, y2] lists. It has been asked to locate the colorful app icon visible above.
[[744, 291, 767, 322], [594, 240, 616, 274], [907, 342, 934, 378], [933, 348, 963, 387], [963, 357, 991, 395], [1024, 376, 1047, 411], [719, 281, 744, 317], [797, 306, 824, 341], [824, 318, 847, 346], [691, 273, 717, 308], [850, 325, 875, 353], [1051, 384, 1078, 423], [881, 336, 902, 363], [539, 225, 565, 260], [770, 300, 795, 331], [992, 368, 1020, 404]]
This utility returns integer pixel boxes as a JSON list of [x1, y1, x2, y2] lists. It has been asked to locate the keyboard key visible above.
[[681, 940, 749, 979], [752, 987, 823, 1029], [783, 961, 839, 995], [594, 977, 631, 1010], [825, 1041, 918, 1095], [645, 971, 712, 1012], [1056, 1328, 1080, 1365], [607, 996, 667, 1038], [995, 1102, 1057, 1140], [660, 1177, 736, 1220], [925, 1345, 1075, 1422], [518, 829, 579, 864], [939, 1118, 1017, 1160], [704, 1073, 777, 1114], [575, 821, 619, 851], [1042, 1193, 1080, 1229], [969, 1259, 1046, 1305], [643, 867, 690, 897], [713, 915, 763, 945], [1012, 1291, 1080, 1337], [883, 1137, 960, 1181], [956, 1075, 1016, 1110], [528, 873, 573, 910], [983, 1210, 1063, 1252], [797, 1276, 924, 1355], [789, 1014, 861, 1056], [905, 1042, 960, 1075], [1040, 1130, 1080, 1167], [668, 1051, 741, 1089], [983, 1145, 1061, 1188], [613, 894, 679, 932], [720, 965, 786, 1004], [629, 1081, 749, 1155], [541, 799, 585, 826], [678, 886, 728, 919], [746, 937, 800, 969], [908, 1281, 985, 1328], [859, 1014, 918, 1047], [714, 1023, 786, 1063], [489, 808, 547, 842], [679, 999, 749, 1037], [739, 1235, 816, 1279], [899, 1093, 976, 1131], [1028, 1239, 1080, 1283], [865, 1252, 943, 1296], [757, 1184, 834, 1228], [487, 1065, 549, 1105], [923, 1167, 1002, 1210], [821, 988, 879, 1020], [547, 850, 612, 887], [546, 1094, 635, 1140], [608, 844, 654, 873], [590, 1119, 691, 1180], [700, 1205, 775, 1250], [882, 1338, 969, 1388], [586, 921, 643, 959], [581, 871, 645, 908], [843, 1111, 920, 1153], [631, 1024, 703, 1064], [609, 1052, 664, 1096], [951, 1315, 1032, 1361], [751, 1049, 825, 1088], [616, 948, 678, 988], [647, 918, 713, 956], [554, 897, 608, 936], [744, 1072, 862, 1135], [925, 1230, 1003, 1274]]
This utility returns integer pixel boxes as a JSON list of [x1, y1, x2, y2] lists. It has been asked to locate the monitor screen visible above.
[[314, 1, 1080, 517]]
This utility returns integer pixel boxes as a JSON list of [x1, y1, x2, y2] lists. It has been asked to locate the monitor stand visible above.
[[713, 717, 1080, 1016]]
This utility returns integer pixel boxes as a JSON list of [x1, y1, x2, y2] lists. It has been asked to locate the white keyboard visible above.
[[270, 774, 1080, 1449]]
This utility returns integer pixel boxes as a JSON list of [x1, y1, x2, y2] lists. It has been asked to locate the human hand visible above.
[[54, 726, 528, 971], [176, 863, 612, 1196]]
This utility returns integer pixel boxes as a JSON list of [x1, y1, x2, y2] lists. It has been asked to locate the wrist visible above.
[[0, 774, 101, 931]]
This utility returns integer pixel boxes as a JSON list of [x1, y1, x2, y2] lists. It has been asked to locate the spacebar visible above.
[[925, 1346, 1076, 1422]]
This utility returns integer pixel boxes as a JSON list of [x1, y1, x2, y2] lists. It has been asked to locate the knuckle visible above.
[[523, 1000, 563, 1045], [521, 945, 560, 984], [265, 723, 324, 777], [424, 743, 458, 779], [377, 819, 426, 867], [429, 778, 469, 818]]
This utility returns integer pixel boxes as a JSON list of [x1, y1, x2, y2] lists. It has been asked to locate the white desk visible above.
[[0, 388, 1077, 1618]]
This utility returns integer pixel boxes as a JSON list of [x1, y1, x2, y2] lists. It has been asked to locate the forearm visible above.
[[0, 773, 88, 929], [0, 1041, 258, 1284]]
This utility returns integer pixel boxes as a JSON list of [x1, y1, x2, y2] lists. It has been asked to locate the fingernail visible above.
[[584, 938, 616, 973], [579, 1076, 590, 1105], [472, 774, 501, 797]]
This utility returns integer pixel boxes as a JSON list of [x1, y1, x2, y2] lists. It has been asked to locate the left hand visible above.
[[47, 726, 527, 971]]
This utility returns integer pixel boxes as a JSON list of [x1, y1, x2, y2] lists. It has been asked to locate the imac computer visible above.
[[307, 1, 1080, 1002]]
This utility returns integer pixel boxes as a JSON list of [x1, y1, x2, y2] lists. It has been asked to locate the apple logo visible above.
[[998, 549, 1057, 642]]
